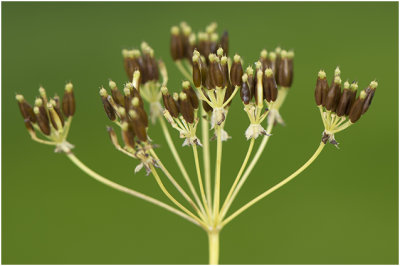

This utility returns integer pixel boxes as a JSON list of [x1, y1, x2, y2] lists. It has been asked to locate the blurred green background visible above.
[[2, 2, 398, 264]]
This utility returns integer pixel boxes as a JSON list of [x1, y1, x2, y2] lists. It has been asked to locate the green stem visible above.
[[64, 150, 200, 226], [212, 126, 223, 222], [221, 142, 326, 227]]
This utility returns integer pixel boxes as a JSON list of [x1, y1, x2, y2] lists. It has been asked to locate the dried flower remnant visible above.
[[315, 67, 377, 146]]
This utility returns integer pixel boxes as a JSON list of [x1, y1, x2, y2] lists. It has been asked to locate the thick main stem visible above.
[[221, 142, 326, 227], [208, 231, 220, 265], [158, 117, 207, 217], [64, 151, 200, 226]]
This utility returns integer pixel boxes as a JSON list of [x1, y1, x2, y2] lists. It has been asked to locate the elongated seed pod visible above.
[[349, 91, 367, 123], [362, 81, 377, 114], [240, 74, 251, 105], [325, 76, 341, 112], [220, 56, 230, 88], [179, 92, 194, 124], [121, 121, 136, 149], [182, 81, 199, 109], [277, 50, 293, 87], [109, 80, 124, 106], [346, 82, 358, 116], [314, 71, 327, 106], [336, 81, 351, 117], [16, 95, 37, 123], [161, 86, 171, 110], [230, 54, 244, 87], [219, 31, 229, 56], [192, 54, 202, 88], [259, 49, 268, 71], [167, 93, 180, 118], [246, 67, 255, 100], [269, 52, 277, 76], [62, 83, 75, 117], [201, 88, 213, 112], [170, 26, 184, 61], [131, 97, 148, 127], [263, 68, 278, 102], [129, 110, 147, 142], [100, 88, 116, 121], [33, 106, 50, 135], [50, 99, 65, 126]]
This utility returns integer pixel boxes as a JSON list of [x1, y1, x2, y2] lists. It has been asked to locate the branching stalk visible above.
[[221, 142, 326, 227]]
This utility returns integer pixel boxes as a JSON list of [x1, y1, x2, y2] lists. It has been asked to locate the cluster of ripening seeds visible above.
[[16, 83, 75, 152], [170, 21, 229, 63], [99, 73, 157, 174], [238, 48, 294, 139], [122, 42, 168, 123], [314, 67, 377, 145]]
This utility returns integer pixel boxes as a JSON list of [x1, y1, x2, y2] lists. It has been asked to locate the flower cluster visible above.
[[314, 67, 377, 145], [16, 83, 75, 152]]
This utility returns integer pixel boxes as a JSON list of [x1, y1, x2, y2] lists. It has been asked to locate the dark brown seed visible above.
[[269, 52, 277, 76], [100, 89, 116, 121], [361, 81, 377, 114], [314, 71, 327, 106], [277, 51, 293, 87], [24, 118, 34, 135], [62, 83, 75, 117], [34, 106, 50, 135], [240, 74, 251, 105], [129, 110, 147, 142], [220, 56, 230, 88], [16, 95, 37, 123], [182, 81, 199, 109], [192, 56, 202, 88], [263, 68, 278, 102], [51, 100, 65, 126], [179, 92, 194, 124], [170, 27, 184, 61], [336, 82, 351, 117], [108, 81, 124, 106], [167, 94, 180, 118], [230, 55, 244, 87], [121, 122, 136, 149], [325, 77, 341, 112], [131, 97, 148, 127], [219, 31, 229, 56], [201, 88, 213, 112], [346, 86, 357, 116], [349, 91, 367, 123]]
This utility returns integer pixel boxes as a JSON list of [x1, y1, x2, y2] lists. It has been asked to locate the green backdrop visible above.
[[2, 2, 398, 264]]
